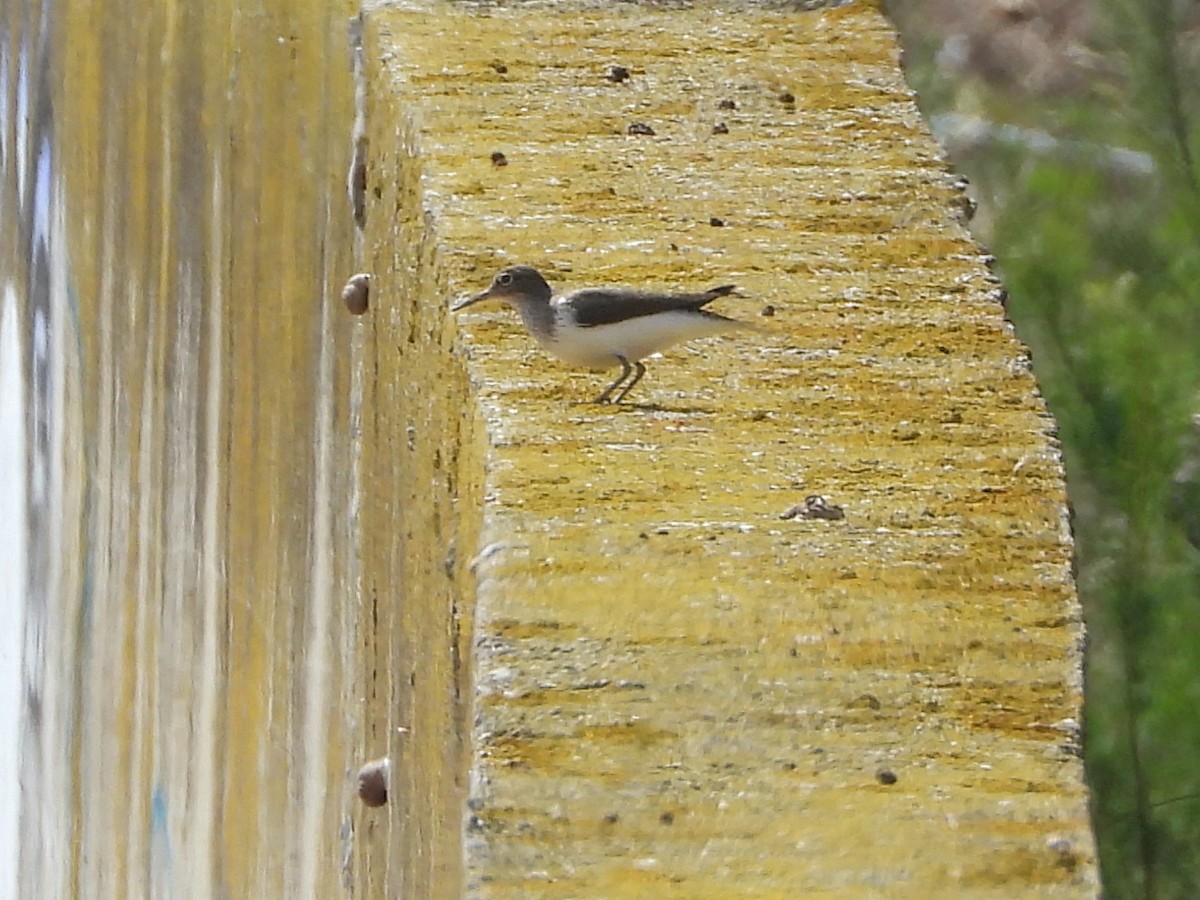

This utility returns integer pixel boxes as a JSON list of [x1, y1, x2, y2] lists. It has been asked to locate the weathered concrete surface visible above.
[[363, 0, 1099, 897], [5, 0, 1098, 895], [4, 0, 380, 896]]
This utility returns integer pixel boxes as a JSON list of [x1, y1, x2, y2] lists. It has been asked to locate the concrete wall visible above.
[[4, 0, 370, 895], [3, 0, 1099, 896]]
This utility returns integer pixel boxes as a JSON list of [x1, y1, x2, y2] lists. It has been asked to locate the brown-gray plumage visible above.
[[452, 266, 750, 403], [567, 285, 738, 327]]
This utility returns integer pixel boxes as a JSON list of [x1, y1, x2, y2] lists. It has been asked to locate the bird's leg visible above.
[[596, 356, 633, 403], [611, 360, 647, 404]]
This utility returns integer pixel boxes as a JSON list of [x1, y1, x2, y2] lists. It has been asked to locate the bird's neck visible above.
[[513, 297, 556, 341]]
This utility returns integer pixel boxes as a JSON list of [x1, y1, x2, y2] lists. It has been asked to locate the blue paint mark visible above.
[[151, 783, 173, 881]]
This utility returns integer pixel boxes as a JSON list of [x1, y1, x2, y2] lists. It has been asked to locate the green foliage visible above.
[[999, 115, 1200, 900]]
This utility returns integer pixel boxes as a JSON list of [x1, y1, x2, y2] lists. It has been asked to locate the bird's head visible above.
[[452, 265, 553, 311]]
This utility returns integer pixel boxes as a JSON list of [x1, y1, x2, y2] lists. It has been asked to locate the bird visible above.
[[452, 265, 751, 404]]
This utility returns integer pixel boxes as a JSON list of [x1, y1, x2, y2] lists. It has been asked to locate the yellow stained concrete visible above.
[[9, 0, 376, 896], [363, 0, 1098, 897], [8, 0, 1097, 894]]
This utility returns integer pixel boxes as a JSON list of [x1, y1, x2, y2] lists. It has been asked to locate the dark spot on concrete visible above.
[[349, 159, 367, 228], [607, 64, 631, 83], [1048, 837, 1079, 870], [781, 495, 845, 521]]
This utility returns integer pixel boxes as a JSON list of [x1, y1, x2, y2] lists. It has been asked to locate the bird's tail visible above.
[[706, 284, 739, 299], [698, 284, 770, 334]]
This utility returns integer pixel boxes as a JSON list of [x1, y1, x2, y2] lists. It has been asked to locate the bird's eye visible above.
[[497, 272, 513, 286]]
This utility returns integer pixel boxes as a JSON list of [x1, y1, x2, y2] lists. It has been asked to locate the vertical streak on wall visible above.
[[0, 286, 26, 899], [5, 0, 375, 896]]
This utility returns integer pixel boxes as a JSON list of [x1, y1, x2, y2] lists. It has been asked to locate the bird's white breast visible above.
[[536, 305, 741, 369]]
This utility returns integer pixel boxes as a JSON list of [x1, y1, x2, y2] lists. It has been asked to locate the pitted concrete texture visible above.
[[14, 0, 367, 896], [365, 0, 1098, 897]]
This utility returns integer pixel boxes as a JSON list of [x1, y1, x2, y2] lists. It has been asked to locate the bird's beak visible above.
[[451, 287, 494, 312]]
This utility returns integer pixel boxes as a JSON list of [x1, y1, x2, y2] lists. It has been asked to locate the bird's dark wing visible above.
[[566, 285, 738, 327]]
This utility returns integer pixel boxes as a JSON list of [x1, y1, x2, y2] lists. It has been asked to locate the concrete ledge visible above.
[[9, 0, 1097, 894], [364, 0, 1098, 896]]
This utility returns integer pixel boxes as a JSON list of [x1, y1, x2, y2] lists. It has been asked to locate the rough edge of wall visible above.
[[356, 36, 482, 897]]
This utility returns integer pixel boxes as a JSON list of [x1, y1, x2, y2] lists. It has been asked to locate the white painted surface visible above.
[[0, 284, 28, 900]]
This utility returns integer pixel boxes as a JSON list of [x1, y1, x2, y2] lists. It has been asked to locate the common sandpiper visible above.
[[452, 265, 751, 404]]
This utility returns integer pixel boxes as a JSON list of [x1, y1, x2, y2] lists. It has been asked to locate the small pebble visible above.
[[778, 91, 796, 105], [955, 193, 978, 223], [718, 98, 736, 110], [490, 151, 508, 167], [780, 495, 845, 521], [357, 757, 390, 807], [712, 122, 729, 135], [607, 65, 631, 83], [709, 216, 725, 227], [490, 61, 508, 73], [341, 273, 371, 315], [761, 304, 776, 317], [627, 122, 655, 136], [876, 769, 898, 786]]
